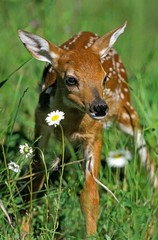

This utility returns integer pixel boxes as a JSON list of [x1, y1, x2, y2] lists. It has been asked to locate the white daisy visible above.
[[19, 143, 33, 158], [45, 110, 65, 127], [107, 149, 132, 168], [8, 161, 21, 173]]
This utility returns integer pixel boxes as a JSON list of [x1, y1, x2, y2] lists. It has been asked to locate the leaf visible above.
[[106, 234, 112, 240], [0, 58, 32, 88]]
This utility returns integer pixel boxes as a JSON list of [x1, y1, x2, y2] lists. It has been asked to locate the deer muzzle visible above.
[[89, 99, 109, 120]]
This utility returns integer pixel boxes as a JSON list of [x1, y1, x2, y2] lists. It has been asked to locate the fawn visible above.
[[18, 22, 157, 236]]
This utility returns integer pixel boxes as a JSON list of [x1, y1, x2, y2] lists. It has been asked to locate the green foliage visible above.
[[0, 0, 158, 239]]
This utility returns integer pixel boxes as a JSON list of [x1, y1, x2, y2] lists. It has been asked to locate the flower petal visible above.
[[107, 149, 132, 168], [45, 110, 65, 127], [8, 161, 21, 173]]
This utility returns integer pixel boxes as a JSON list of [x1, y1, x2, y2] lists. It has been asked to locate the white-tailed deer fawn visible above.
[[18, 22, 158, 236]]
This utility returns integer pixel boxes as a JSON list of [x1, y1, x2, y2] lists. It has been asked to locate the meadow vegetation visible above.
[[0, 0, 158, 239]]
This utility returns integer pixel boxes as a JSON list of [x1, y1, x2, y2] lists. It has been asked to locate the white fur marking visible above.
[[121, 68, 125, 73], [63, 45, 69, 50], [84, 147, 94, 178], [124, 88, 128, 92], [131, 113, 136, 119], [122, 112, 130, 120], [118, 123, 134, 136], [120, 93, 125, 99], [68, 32, 82, 45], [48, 66, 53, 73], [84, 36, 99, 49]]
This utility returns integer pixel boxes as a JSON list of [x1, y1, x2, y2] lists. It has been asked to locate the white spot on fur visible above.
[[85, 36, 99, 49], [101, 56, 107, 63], [121, 68, 125, 73], [42, 83, 46, 91], [131, 113, 136, 119], [108, 73, 112, 78], [106, 76, 110, 82], [120, 93, 125, 99], [116, 62, 120, 68], [48, 66, 53, 73], [126, 101, 130, 106], [63, 45, 69, 50], [68, 32, 82, 45], [130, 105, 134, 110], [122, 112, 130, 120], [117, 123, 134, 136], [105, 88, 113, 97], [50, 51, 59, 59], [105, 55, 111, 61], [124, 88, 128, 92]]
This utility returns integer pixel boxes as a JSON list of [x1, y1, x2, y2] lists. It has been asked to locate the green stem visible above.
[[52, 125, 65, 239], [36, 148, 49, 229], [2, 144, 21, 238], [29, 160, 33, 237]]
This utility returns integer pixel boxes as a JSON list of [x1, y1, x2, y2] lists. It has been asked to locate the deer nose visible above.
[[93, 104, 109, 117], [89, 100, 109, 119]]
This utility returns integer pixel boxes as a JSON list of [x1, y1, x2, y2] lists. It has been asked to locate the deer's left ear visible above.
[[18, 30, 64, 65], [91, 22, 127, 59]]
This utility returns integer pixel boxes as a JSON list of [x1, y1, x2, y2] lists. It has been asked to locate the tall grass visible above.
[[0, 0, 158, 239]]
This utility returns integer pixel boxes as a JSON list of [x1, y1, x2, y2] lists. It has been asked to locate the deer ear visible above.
[[18, 30, 64, 64], [92, 22, 127, 59]]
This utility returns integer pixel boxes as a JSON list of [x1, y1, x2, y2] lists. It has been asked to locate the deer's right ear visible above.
[[18, 30, 64, 64]]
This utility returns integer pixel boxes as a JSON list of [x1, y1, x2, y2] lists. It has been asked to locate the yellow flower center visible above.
[[114, 153, 123, 158], [24, 147, 29, 153], [51, 114, 59, 121]]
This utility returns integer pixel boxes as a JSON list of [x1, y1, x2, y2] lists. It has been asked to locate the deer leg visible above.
[[116, 102, 158, 188], [80, 134, 102, 236]]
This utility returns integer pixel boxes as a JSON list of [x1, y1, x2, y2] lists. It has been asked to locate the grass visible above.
[[0, 0, 158, 239]]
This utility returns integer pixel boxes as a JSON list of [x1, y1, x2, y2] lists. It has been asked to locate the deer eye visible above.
[[65, 76, 78, 86]]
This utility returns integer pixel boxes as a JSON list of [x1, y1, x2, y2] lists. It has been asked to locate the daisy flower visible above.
[[19, 143, 33, 158], [8, 161, 21, 173], [107, 149, 132, 168], [45, 110, 65, 127]]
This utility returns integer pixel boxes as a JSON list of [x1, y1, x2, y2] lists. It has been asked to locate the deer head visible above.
[[18, 22, 126, 120]]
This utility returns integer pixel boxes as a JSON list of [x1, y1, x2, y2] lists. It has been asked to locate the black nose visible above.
[[90, 99, 109, 118], [93, 103, 109, 117]]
